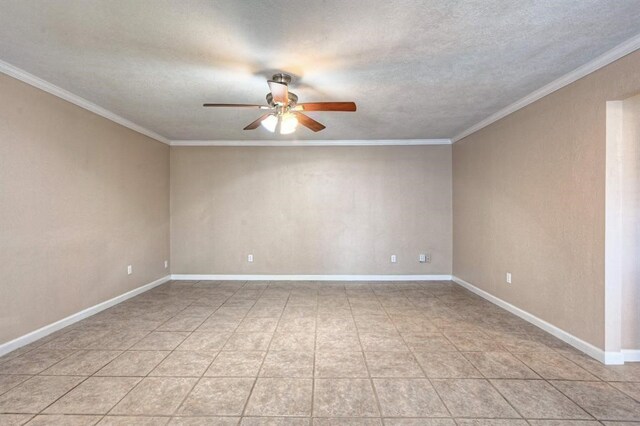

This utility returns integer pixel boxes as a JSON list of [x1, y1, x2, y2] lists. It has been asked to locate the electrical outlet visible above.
[[247, 254, 254, 263], [127, 265, 133, 275], [419, 253, 431, 263], [390, 255, 397, 263], [506, 272, 512, 284], [164, 260, 168, 269]]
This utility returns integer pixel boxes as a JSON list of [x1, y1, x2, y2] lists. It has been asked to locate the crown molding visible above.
[[452, 33, 640, 143], [0, 59, 171, 145], [170, 139, 451, 146]]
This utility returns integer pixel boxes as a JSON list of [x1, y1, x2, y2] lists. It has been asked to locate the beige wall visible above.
[[0, 73, 170, 345], [171, 145, 452, 275], [453, 50, 640, 349], [621, 93, 640, 349]]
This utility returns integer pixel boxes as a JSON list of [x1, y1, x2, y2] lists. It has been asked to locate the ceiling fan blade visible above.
[[296, 102, 357, 112], [268, 81, 289, 106], [293, 112, 326, 132], [243, 113, 272, 130], [203, 103, 270, 109]]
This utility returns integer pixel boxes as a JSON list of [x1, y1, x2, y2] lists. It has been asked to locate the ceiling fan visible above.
[[203, 73, 356, 134]]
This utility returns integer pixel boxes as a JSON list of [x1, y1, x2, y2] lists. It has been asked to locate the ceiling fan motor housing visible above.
[[271, 73, 292, 84], [266, 91, 298, 108]]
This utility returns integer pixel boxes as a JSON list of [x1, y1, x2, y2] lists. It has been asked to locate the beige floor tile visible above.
[[526, 422, 599, 425], [383, 420, 454, 426], [0, 375, 32, 396], [314, 352, 368, 378], [170, 417, 241, 425], [610, 381, 640, 402], [313, 419, 381, 425], [42, 350, 121, 375], [85, 330, 150, 351], [364, 352, 424, 378], [245, 378, 313, 417], [463, 352, 539, 379], [205, 351, 265, 377], [316, 333, 361, 352], [44, 377, 140, 414], [178, 333, 232, 352], [241, 417, 310, 425], [443, 332, 504, 352], [224, 333, 273, 351], [259, 351, 314, 378], [0, 349, 76, 375], [401, 333, 458, 352], [551, 380, 640, 421], [0, 375, 84, 413], [514, 352, 598, 380], [96, 351, 169, 376], [237, 318, 279, 334], [373, 378, 448, 417], [414, 352, 481, 378], [110, 377, 197, 416], [156, 316, 208, 332], [270, 332, 315, 351], [454, 421, 528, 426], [0, 414, 33, 425], [150, 351, 216, 377], [431, 379, 520, 418], [131, 332, 189, 351], [493, 333, 554, 352], [558, 351, 640, 382], [177, 377, 253, 416], [491, 379, 590, 419], [98, 416, 171, 425], [25, 414, 102, 425], [358, 333, 408, 352], [313, 379, 379, 417]]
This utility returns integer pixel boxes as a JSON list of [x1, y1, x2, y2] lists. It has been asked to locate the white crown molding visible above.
[[452, 276, 625, 365], [452, 33, 640, 143], [169, 139, 452, 147], [171, 274, 452, 281], [0, 59, 171, 145], [0, 275, 170, 357]]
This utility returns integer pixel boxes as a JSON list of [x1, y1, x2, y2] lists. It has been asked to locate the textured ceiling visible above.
[[1, 0, 640, 141]]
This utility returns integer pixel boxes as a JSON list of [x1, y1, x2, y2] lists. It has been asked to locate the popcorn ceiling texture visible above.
[[0, 0, 639, 140]]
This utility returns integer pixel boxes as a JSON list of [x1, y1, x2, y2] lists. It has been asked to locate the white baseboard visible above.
[[452, 276, 625, 365], [170, 274, 452, 281], [0, 275, 171, 358], [622, 349, 640, 362]]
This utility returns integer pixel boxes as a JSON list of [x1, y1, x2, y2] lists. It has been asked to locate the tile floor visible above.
[[1, 280, 640, 425]]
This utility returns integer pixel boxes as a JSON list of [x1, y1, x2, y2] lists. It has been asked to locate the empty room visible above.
[[1, 0, 640, 424]]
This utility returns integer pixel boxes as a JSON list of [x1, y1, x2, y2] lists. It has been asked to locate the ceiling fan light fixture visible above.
[[279, 113, 298, 134], [260, 114, 278, 132]]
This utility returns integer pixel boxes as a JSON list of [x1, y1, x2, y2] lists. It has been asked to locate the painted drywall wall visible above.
[[621, 93, 640, 350], [0, 73, 170, 345], [453, 50, 640, 349], [170, 145, 452, 275]]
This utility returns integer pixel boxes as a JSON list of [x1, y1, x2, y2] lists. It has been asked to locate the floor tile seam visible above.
[[372, 287, 453, 419], [347, 287, 383, 418], [545, 379, 624, 422], [175, 280, 256, 418], [239, 291, 291, 417], [310, 296, 319, 418], [102, 280, 238, 418]]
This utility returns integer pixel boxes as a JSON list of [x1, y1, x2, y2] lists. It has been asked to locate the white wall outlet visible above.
[[506, 272, 512, 284], [164, 260, 168, 269], [127, 265, 133, 275], [419, 253, 431, 263], [247, 254, 254, 263], [390, 255, 397, 263]]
